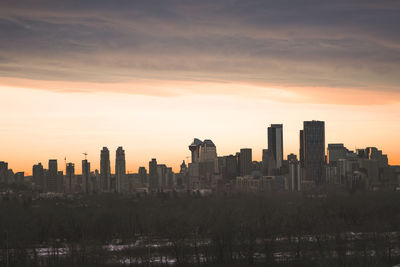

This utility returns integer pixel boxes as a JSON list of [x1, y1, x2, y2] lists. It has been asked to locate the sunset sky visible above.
[[1, 0, 400, 174]]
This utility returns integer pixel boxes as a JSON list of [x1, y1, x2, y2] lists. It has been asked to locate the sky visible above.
[[0, 0, 399, 174]]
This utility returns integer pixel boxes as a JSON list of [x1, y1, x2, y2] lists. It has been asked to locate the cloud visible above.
[[0, 0, 399, 103]]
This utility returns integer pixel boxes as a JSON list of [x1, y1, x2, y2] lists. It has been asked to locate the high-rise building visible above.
[[288, 155, 301, 191], [327, 144, 349, 166], [115, 146, 127, 193], [268, 124, 283, 170], [57, 171, 64, 192], [189, 138, 203, 163], [262, 149, 276, 176], [138, 166, 147, 185], [33, 163, 45, 189], [149, 158, 158, 190], [222, 155, 238, 180], [47, 159, 58, 192], [239, 148, 252, 176], [357, 147, 389, 168], [100, 147, 111, 192], [199, 140, 217, 162], [82, 160, 90, 194], [0, 161, 8, 184], [166, 167, 174, 188], [299, 130, 304, 167], [66, 163, 75, 193], [300, 121, 325, 184], [157, 164, 167, 188]]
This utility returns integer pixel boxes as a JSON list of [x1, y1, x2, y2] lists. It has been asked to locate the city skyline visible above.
[[0, 119, 397, 176]]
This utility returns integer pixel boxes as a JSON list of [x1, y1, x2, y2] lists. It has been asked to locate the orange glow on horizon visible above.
[[1, 80, 400, 176]]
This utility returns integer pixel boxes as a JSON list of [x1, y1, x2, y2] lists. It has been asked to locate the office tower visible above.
[[262, 149, 276, 176], [199, 140, 217, 162], [223, 155, 238, 180], [268, 124, 283, 170], [82, 160, 90, 194], [288, 155, 301, 191], [299, 130, 304, 167], [100, 147, 111, 192], [239, 148, 252, 176], [189, 138, 203, 163], [149, 158, 158, 190], [66, 163, 75, 193], [166, 167, 174, 188], [357, 147, 389, 168], [189, 138, 217, 163], [157, 164, 167, 188], [115, 146, 127, 193], [47, 159, 58, 192], [138, 167, 147, 185], [301, 121, 325, 184], [33, 163, 45, 189], [57, 171, 64, 192], [327, 144, 349, 165], [0, 161, 8, 184]]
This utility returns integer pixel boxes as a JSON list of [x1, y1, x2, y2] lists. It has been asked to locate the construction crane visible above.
[[82, 152, 88, 160]]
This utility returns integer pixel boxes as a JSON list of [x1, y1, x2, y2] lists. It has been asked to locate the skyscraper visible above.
[[149, 158, 158, 190], [189, 138, 203, 163], [262, 149, 276, 176], [0, 161, 8, 184], [82, 159, 90, 194], [66, 162, 75, 193], [327, 144, 348, 166], [47, 159, 58, 192], [268, 124, 283, 170], [239, 148, 252, 176], [115, 146, 127, 193], [301, 121, 325, 184], [100, 147, 111, 192], [33, 163, 44, 189], [138, 166, 147, 185]]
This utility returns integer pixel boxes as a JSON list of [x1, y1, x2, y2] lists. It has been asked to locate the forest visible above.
[[1, 191, 400, 267]]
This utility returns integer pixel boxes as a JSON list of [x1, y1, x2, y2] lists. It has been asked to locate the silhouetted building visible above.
[[14, 172, 24, 184], [157, 164, 167, 189], [262, 149, 276, 176], [357, 147, 389, 168], [66, 163, 75, 193], [115, 146, 127, 193], [301, 121, 325, 184], [299, 130, 304, 167], [199, 140, 217, 162], [222, 155, 238, 180], [288, 155, 301, 191], [33, 163, 45, 189], [57, 171, 64, 192], [239, 148, 252, 176], [268, 124, 283, 170], [138, 166, 147, 185], [47, 159, 58, 192], [82, 160, 90, 194], [328, 144, 348, 166], [166, 167, 174, 188], [149, 158, 158, 190], [0, 161, 8, 184], [100, 147, 111, 192], [189, 138, 203, 163]]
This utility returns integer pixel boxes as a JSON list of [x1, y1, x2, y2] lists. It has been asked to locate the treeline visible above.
[[1, 191, 400, 266]]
